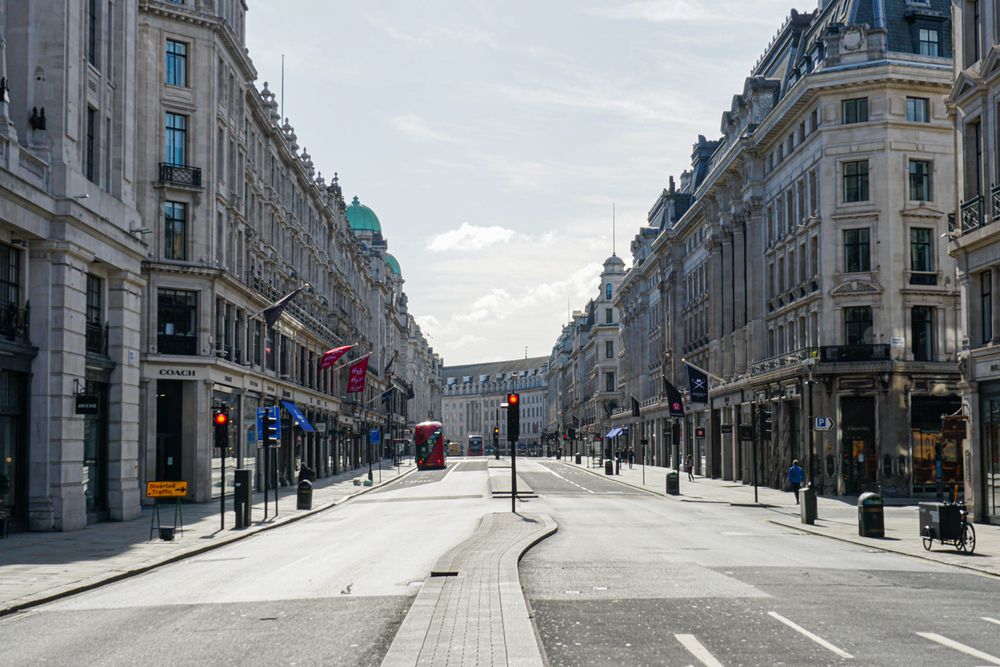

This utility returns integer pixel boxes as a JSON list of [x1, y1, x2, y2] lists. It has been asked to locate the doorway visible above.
[[156, 380, 184, 481], [841, 396, 876, 494]]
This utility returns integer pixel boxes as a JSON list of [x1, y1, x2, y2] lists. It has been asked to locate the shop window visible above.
[[157, 288, 197, 355]]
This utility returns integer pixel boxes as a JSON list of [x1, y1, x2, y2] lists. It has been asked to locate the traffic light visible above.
[[493, 426, 500, 437], [506, 393, 520, 442], [261, 407, 279, 447], [759, 407, 773, 441], [213, 407, 230, 450], [568, 428, 576, 440]]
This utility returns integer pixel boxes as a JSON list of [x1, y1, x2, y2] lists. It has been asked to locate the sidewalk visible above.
[[0, 459, 413, 616], [562, 456, 1000, 578]]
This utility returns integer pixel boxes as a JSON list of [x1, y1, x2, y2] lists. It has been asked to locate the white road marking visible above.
[[545, 466, 595, 493], [675, 634, 724, 667], [983, 617, 1000, 627], [916, 632, 1000, 665], [768, 611, 854, 659]]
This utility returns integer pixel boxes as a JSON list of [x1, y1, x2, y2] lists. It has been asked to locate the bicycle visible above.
[[921, 502, 976, 554]]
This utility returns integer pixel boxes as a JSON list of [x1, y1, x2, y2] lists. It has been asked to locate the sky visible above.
[[245, 0, 797, 365]]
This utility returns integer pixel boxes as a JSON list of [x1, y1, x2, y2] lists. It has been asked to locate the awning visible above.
[[606, 427, 621, 438], [281, 400, 316, 432]]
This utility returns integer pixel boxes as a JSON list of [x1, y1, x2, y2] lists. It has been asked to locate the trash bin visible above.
[[575, 452, 582, 464], [605, 460, 614, 475], [297, 479, 313, 510], [666, 471, 680, 496], [858, 492, 884, 537], [800, 485, 817, 525], [234, 469, 251, 529], [159, 526, 176, 541]]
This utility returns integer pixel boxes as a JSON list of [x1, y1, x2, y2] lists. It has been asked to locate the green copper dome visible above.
[[385, 253, 401, 276], [346, 196, 382, 233]]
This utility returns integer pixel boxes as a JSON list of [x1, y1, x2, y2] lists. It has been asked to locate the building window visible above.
[[912, 306, 934, 361], [983, 270, 993, 344], [0, 242, 20, 307], [164, 201, 187, 260], [842, 97, 868, 124], [165, 40, 188, 87], [157, 289, 197, 355], [918, 28, 940, 57], [85, 274, 103, 354], [605, 283, 612, 301], [843, 160, 869, 203], [86, 107, 97, 183], [165, 112, 187, 166], [906, 97, 930, 123], [88, 0, 98, 67], [844, 306, 873, 345], [605, 371, 615, 393], [605, 308, 613, 324], [909, 160, 931, 201], [910, 228, 933, 273], [605, 340, 614, 359], [843, 228, 870, 273]]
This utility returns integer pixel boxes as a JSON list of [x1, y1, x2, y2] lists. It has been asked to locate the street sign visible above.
[[738, 425, 754, 441], [146, 481, 188, 497], [814, 417, 835, 431], [369, 428, 381, 445], [256, 406, 280, 446], [720, 424, 733, 434]]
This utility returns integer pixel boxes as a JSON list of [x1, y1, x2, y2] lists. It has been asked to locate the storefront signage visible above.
[[75, 393, 99, 415], [720, 424, 733, 434], [975, 359, 1000, 379], [146, 481, 188, 497], [247, 379, 260, 389], [158, 368, 197, 377], [890, 337, 905, 349], [224, 375, 234, 383], [941, 415, 967, 439]]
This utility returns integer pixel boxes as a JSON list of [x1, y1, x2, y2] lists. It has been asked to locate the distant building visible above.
[[442, 358, 548, 454]]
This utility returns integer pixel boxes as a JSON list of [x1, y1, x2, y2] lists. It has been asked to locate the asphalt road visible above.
[[520, 460, 1000, 667], [0, 460, 494, 666]]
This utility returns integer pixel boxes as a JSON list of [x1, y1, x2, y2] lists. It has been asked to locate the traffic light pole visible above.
[[751, 403, 759, 504], [511, 439, 517, 514]]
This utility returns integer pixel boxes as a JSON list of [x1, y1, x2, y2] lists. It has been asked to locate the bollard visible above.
[[297, 479, 313, 510], [800, 485, 817, 525], [234, 469, 251, 529], [575, 452, 582, 464]]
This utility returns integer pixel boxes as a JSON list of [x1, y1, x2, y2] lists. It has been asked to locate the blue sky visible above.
[[246, 0, 795, 365]]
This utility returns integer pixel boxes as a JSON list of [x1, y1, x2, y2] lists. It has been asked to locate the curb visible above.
[[767, 518, 1000, 579], [0, 465, 416, 618]]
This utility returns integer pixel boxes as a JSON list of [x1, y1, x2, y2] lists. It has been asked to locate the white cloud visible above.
[[390, 114, 461, 144], [586, 1, 784, 26], [427, 222, 517, 252]]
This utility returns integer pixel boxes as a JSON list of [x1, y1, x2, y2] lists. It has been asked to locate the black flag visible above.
[[260, 284, 308, 329], [406, 383, 415, 400], [686, 363, 709, 404], [631, 396, 640, 418], [664, 379, 685, 418]]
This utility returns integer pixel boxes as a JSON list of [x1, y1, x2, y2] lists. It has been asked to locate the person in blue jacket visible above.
[[787, 460, 805, 504]]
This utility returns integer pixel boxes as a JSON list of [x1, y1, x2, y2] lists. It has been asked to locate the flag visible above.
[[380, 387, 394, 403], [664, 379, 685, 418], [686, 363, 709, 404], [384, 351, 397, 376], [347, 355, 369, 393], [631, 396, 640, 418], [406, 383, 415, 400], [260, 284, 308, 329], [319, 345, 353, 370]]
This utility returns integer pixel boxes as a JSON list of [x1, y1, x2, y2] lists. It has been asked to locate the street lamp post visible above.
[[803, 358, 816, 489]]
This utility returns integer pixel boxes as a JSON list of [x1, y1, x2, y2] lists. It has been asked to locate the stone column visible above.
[[27, 241, 93, 531], [732, 218, 748, 374], [105, 270, 144, 521], [139, 378, 156, 505], [720, 227, 734, 378]]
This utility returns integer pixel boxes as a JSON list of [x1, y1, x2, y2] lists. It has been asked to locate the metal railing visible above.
[[960, 194, 985, 234], [159, 163, 203, 188], [0, 302, 29, 342], [749, 347, 818, 376], [819, 344, 891, 363]]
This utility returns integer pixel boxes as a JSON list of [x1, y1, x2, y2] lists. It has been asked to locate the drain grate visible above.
[[430, 571, 459, 577]]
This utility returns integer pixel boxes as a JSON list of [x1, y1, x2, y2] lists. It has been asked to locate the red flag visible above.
[[347, 355, 369, 393], [319, 345, 353, 370]]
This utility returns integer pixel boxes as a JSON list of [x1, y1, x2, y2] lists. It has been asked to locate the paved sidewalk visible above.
[[0, 459, 413, 615], [382, 511, 557, 667], [561, 456, 1000, 577]]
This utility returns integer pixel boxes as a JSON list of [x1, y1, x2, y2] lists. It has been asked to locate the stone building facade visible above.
[[950, 0, 1000, 523], [442, 357, 548, 455], [0, 0, 441, 531]]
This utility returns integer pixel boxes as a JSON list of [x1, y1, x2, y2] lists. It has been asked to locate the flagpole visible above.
[[325, 351, 370, 373], [680, 357, 725, 383]]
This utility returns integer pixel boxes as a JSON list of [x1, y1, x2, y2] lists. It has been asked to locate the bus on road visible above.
[[467, 434, 483, 456], [415, 421, 446, 469]]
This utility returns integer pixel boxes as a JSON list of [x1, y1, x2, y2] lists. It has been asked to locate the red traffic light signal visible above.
[[214, 410, 229, 426], [507, 393, 519, 405], [213, 407, 230, 450]]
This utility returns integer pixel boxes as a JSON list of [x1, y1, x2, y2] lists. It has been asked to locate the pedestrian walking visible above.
[[627, 447, 635, 469], [787, 459, 805, 504], [684, 454, 694, 482]]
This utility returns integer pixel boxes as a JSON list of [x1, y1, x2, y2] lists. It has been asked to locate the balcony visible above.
[[159, 163, 202, 188], [750, 347, 818, 376], [960, 194, 985, 235], [819, 344, 891, 363], [85, 321, 108, 356], [0, 302, 29, 343]]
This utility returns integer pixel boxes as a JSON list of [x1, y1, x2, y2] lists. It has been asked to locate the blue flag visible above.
[[686, 363, 709, 404]]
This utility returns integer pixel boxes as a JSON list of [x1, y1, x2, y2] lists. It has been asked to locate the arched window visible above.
[[605, 283, 613, 300]]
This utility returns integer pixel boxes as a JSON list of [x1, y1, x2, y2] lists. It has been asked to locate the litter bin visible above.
[[666, 471, 680, 496], [575, 452, 581, 464], [234, 469, 251, 529], [800, 485, 817, 525], [159, 526, 176, 541], [858, 492, 884, 537], [605, 460, 614, 475], [297, 479, 313, 510]]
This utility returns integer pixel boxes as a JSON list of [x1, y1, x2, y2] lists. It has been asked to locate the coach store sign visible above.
[[145, 366, 201, 379]]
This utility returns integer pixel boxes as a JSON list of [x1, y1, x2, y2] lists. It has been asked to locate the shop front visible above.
[[979, 381, 1000, 523], [911, 395, 964, 496], [840, 397, 877, 494], [0, 368, 29, 529]]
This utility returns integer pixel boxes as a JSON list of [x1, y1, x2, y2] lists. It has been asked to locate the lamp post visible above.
[[802, 358, 817, 489]]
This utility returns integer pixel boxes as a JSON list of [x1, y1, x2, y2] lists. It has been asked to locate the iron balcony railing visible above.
[[992, 183, 1000, 222], [0, 302, 29, 342], [749, 347, 819, 376], [85, 321, 109, 355], [819, 344, 891, 363], [960, 194, 985, 234], [159, 162, 203, 188]]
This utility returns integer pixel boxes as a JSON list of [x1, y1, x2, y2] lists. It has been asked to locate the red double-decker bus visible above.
[[415, 420, 446, 469]]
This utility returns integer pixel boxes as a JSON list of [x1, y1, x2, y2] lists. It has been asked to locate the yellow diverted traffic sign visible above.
[[146, 481, 188, 498]]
